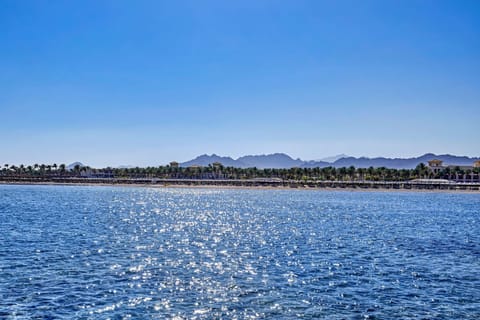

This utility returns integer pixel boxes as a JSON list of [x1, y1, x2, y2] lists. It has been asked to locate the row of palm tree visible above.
[[2, 163, 479, 182], [2, 163, 67, 176]]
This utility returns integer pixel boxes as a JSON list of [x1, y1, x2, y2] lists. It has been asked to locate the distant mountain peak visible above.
[[67, 162, 86, 170], [318, 154, 349, 163], [117, 165, 134, 169], [179, 152, 480, 170], [237, 153, 303, 169], [180, 154, 240, 168]]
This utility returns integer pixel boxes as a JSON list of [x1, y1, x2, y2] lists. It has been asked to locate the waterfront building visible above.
[[212, 162, 223, 168], [427, 159, 480, 182], [427, 159, 444, 174], [428, 159, 480, 171]]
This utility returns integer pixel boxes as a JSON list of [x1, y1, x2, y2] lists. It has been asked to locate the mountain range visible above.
[[66, 153, 480, 170], [179, 153, 480, 169], [66, 162, 85, 170]]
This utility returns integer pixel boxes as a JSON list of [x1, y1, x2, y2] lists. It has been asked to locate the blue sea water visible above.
[[0, 185, 479, 319]]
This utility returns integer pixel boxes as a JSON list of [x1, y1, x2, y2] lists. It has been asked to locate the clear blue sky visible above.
[[1, 0, 479, 167]]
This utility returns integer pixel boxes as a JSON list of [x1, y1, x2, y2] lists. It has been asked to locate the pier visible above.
[[1, 177, 479, 191]]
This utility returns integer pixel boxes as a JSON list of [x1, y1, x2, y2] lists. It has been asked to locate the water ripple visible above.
[[0, 185, 479, 319]]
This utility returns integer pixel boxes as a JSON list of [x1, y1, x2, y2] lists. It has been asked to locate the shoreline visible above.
[[1, 180, 479, 194]]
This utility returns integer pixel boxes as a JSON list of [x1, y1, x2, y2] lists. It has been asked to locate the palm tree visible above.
[[443, 167, 451, 180], [415, 163, 429, 179], [338, 167, 347, 181], [466, 169, 473, 183], [347, 166, 356, 181], [367, 167, 375, 180], [357, 168, 366, 181]]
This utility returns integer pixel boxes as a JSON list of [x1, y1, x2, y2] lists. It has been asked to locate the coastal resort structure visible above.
[[427, 159, 480, 171], [169, 161, 179, 168], [427, 159, 480, 182], [212, 162, 223, 168], [427, 159, 444, 174]]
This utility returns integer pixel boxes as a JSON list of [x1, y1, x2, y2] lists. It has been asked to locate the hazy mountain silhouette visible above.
[[327, 153, 479, 169], [237, 153, 304, 169], [180, 153, 480, 169], [67, 162, 86, 170], [180, 154, 244, 168], [318, 154, 349, 163], [181, 153, 305, 169]]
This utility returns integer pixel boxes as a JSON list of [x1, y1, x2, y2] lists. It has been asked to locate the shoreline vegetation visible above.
[[1, 163, 480, 191]]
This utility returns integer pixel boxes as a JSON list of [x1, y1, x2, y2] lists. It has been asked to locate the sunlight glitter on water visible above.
[[0, 186, 479, 319]]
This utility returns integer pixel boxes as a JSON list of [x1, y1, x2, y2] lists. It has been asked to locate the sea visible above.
[[1, 185, 479, 319]]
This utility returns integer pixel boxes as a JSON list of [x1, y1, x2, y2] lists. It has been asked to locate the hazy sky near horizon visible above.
[[1, 0, 479, 167]]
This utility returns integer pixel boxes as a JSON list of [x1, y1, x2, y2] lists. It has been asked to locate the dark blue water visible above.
[[1, 185, 479, 319]]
